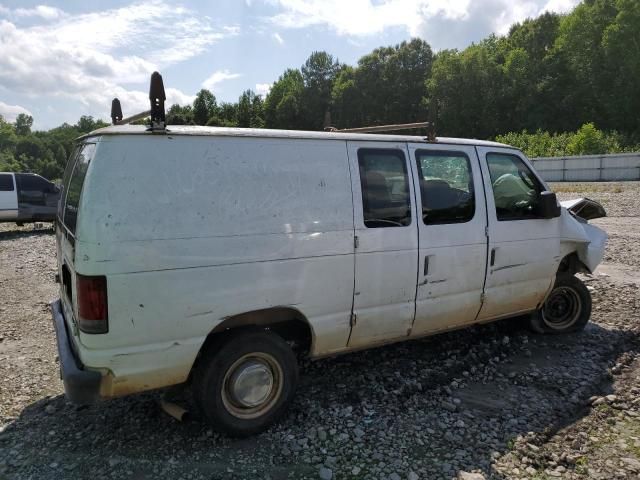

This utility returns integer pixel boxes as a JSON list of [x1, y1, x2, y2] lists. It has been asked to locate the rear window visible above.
[[61, 143, 96, 235], [0, 173, 14, 191]]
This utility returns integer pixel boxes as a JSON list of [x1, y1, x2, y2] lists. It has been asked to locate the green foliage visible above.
[[14, 113, 33, 136], [3, 0, 640, 179], [495, 123, 639, 157], [192, 89, 217, 125], [264, 69, 304, 129], [237, 90, 264, 128]]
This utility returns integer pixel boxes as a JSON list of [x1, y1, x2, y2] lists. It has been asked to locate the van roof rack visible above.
[[110, 71, 166, 132], [325, 121, 436, 142]]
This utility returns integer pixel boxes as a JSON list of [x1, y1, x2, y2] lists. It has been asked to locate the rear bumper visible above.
[[50, 299, 102, 404]]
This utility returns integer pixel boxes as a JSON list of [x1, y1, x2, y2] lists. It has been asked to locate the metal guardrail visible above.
[[530, 152, 640, 181]]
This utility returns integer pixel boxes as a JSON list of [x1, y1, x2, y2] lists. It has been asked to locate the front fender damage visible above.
[[559, 200, 608, 273]]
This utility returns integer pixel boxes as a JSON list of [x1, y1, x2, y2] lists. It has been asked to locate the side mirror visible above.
[[539, 191, 561, 219]]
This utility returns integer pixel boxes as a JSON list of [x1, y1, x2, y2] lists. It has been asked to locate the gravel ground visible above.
[[1, 182, 639, 480]]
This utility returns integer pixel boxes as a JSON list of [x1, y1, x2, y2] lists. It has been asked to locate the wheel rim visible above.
[[542, 285, 582, 330], [221, 352, 283, 419]]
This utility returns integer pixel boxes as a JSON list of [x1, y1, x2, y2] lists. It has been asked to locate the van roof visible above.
[[79, 125, 511, 148]]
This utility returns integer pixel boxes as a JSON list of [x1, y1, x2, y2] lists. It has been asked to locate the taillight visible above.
[[76, 274, 108, 334]]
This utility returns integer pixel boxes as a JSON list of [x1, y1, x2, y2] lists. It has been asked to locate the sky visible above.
[[0, 0, 580, 130]]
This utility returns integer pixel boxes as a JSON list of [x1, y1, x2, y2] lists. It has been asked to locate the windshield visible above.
[[60, 143, 96, 235]]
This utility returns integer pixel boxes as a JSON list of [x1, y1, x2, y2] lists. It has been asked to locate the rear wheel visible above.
[[193, 330, 298, 437], [529, 274, 592, 334]]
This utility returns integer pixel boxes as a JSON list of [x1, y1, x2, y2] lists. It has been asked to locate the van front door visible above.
[[347, 142, 418, 348], [476, 147, 561, 320], [408, 144, 488, 335]]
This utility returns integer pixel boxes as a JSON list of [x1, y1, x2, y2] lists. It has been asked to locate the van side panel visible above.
[[74, 136, 355, 386]]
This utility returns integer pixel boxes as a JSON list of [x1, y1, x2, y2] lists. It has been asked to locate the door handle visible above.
[[490, 248, 496, 267], [424, 256, 430, 276]]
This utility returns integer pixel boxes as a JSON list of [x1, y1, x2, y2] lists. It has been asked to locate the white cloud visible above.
[[273, 32, 284, 45], [255, 83, 272, 96], [0, 101, 32, 122], [202, 70, 242, 90], [0, 1, 238, 123], [260, 0, 581, 48], [14, 5, 66, 20], [541, 0, 580, 14], [263, 0, 469, 37]]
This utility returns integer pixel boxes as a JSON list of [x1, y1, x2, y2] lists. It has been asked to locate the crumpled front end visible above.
[[559, 198, 608, 273]]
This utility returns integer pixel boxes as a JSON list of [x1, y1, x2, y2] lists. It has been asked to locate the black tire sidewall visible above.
[[530, 274, 592, 334], [194, 330, 298, 437]]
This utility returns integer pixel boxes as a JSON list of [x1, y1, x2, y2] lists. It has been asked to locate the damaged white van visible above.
[[51, 73, 607, 436]]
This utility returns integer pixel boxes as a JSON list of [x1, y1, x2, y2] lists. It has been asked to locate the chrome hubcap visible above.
[[229, 360, 274, 407], [221, 352, 283, 419]]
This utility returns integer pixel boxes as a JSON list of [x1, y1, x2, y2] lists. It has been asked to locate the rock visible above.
[[319, 466, 333, 480], [442, 401, 457, 412], [389, 473, 401, 480], [318, 429, 327, 441], [457, 472, 485, 480], [44, 404, 56, 414], [351, 466, 361, 476], [621, 457, 640, 472], [354, 427, 365, 438], [408, 472, 419, 480], [605, 394, 617, 403]]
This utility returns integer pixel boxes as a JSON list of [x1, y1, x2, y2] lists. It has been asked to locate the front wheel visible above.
[[529, 274, 592, 334], [193, 330, 298, 437]]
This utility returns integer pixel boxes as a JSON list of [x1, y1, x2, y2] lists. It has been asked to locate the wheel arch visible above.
[[557, 252, 591, 276], [190, 306, 314, 377]]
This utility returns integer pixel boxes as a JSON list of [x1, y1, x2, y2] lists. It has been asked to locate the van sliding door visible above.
[[408, 144, 488, 335], [346, 141, 419, 348]]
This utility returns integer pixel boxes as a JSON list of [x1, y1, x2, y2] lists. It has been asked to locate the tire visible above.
[[193, 330, 299, 437], [529, 274, 592, 334]]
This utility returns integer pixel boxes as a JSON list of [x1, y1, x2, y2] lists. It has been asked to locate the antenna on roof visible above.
[[148, 71, 166, 131], [111, 98, 123, 125]]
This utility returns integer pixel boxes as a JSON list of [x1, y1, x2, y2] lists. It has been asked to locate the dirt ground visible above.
[[0, 182, 639, 480]]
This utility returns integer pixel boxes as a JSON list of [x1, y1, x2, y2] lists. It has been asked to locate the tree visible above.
[[602, 0, 640, 132], [428, 45, 503, 138], [301, 51, 341, 130], [192, 89, 217, 125], [76, 115, 108, 133], [264, 69, 304, 129], [166, 104, 194, 125], [14, 113, 33, 136]]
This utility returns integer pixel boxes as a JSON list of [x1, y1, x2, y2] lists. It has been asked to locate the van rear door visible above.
[[56, 143, 96, 333], [0, 173, 18, 220], [346, 141, 419, 347]]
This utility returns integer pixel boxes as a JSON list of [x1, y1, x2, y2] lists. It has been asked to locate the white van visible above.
[[0, 172, 60, 223], [51, 73, 607, 436], [51, 124, 608, 436]]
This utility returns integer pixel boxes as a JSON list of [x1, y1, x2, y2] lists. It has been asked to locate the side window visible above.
[[416, 150, 475, 224], [63, 143, 96, 234], [486, 153, 544, 221], [16, 174, 50, 191], [357, 149, 411, 228], [0, 173, 14, 191]]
